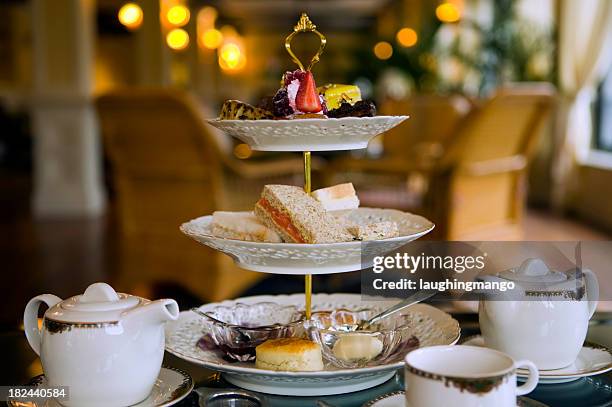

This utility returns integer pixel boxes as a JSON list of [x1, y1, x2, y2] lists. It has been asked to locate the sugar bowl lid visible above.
[[45, 283, 142, 323]]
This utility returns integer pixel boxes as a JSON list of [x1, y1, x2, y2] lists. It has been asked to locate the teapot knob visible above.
[[519, 258, 549, 276], [80, 282, 120, 303]]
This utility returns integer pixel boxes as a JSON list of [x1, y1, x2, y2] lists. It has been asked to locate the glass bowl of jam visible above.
[[306, 309, 420, 368], [193, 302, 304, 362]]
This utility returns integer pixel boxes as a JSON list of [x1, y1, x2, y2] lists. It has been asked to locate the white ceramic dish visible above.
[[463, 336, 612, 384], [180, 208, 434, 274], [479, 259, 598, 370], [23, 283, 179, 407], [362, 391, 550, 407], [165, 293, 460, 396], [7, 367, 193, 407], [206, 116, 409, 152]]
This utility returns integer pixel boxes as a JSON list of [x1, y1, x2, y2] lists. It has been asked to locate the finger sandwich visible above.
[[312, 183, 360, 211], [254, 185, 353, 244], [347, 221, 399, 241], [211, 211, 282, 243]]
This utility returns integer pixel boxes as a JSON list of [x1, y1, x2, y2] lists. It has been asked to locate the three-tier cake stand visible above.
[[168, 14, 456, 396]]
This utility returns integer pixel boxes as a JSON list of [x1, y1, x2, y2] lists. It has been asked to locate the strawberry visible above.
[[295, 71, 322, 113]]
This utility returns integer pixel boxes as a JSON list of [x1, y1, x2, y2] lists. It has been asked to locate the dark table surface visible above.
[[3, 314, 612, 407]]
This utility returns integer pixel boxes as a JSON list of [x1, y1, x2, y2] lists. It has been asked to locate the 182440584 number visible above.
[[3, 386, 69, 402]]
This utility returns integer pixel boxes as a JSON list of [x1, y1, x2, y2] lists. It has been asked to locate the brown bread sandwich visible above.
[[254, 185, 353, 244]]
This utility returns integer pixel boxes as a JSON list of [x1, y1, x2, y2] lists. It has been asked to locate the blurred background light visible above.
[[396, 27, 418, 47], [219, 41, 246, 72], [233, 144, 252, 159], [166, 28, 189, 50], [118, 3, 143, 31], [167, 4, 190, 27], [201, 28, 223, 49], [198, 6, 218, 26], [220, 25, 238, 38], [436, 2, 462, 23], [373, 41, 393, 60]]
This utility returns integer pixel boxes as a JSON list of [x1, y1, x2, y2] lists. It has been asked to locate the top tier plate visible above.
[[206, 116, 409, 152]]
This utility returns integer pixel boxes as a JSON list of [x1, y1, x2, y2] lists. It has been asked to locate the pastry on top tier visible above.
[[317, 84, 362, 110]]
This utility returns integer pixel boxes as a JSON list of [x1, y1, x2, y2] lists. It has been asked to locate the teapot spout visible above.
[[124, 299, 179, 326]]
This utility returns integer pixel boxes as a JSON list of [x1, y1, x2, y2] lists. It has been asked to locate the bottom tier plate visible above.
[[165, 293, 460, 396], [223, 369, 396, 396]]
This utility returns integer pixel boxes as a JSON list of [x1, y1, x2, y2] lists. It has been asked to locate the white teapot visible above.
[[23, 282, 179, 407], [479, 259, 598, 369]]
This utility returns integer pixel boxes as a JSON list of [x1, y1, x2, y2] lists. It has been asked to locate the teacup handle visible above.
[[514, 360, 539, 396], [24, 294, 62, 356], [582, 269, 599, 318]]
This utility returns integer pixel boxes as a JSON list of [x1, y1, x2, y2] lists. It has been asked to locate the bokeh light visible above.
[[201, 28, 223, 49], [198, 6, 218, 26], [219, 42, 246, 72], [396, 27, 418, 47], [436, 3, 461, 23], [220, 25, 238, 38], [373, 41, 393, 60], [167, 5, 190, 27], [219, 42, 247, 72], [118, 3, 143, 31], [234, 144, 252, 159], [166, 28, 190, 51]]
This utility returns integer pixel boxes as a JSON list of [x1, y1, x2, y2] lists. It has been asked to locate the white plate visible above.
[[463, 336, 612, 384], [165, 293, 460, 396], [180, 208, 434, 274], [206, 116, 409, 152], [8, 367, 193, 407], [363, 391, 549, 407]]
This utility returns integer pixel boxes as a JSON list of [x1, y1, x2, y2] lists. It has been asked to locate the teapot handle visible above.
[[24, 294, 62, 356], [583, 269, 599, 318]]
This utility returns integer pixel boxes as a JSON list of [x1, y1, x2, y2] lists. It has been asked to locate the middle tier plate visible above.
[[180, 208, 434, 274], [206, 116, 409, 151]]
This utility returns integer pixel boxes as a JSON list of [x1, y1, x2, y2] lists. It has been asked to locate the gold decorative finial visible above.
[[294, 13, 316, 32], [285, 12, 326, 71]]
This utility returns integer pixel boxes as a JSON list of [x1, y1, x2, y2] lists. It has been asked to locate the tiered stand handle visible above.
[[195, 14, 416, 317]]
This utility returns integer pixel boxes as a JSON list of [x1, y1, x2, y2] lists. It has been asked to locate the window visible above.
[[596, 67, 612, 151]]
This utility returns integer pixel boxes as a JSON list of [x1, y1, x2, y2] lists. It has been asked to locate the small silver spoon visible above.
[[357, 289, 437, 331]]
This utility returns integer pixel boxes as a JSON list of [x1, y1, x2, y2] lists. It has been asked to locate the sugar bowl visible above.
[[479, 258, 599, 369]]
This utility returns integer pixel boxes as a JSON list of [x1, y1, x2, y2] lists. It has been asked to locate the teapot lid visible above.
[[45, 283, 142, 324], [498, 258, 568, 285]]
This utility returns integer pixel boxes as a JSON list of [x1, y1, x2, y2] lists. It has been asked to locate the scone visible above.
[[255, 338, 324, 371]]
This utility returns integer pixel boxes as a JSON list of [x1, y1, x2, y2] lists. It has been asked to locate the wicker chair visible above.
[[328, 94, 472, 209], [330, 84, 556, 240], [96, 89, 307, 301]]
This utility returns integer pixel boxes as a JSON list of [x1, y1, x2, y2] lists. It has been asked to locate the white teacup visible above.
[[404, 345, 539, 407]]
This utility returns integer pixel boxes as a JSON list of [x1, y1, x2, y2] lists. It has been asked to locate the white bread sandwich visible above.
[[256, 338, 324, 371], [312, 183, 360, 211], [254, 185, 354, 244], [346, 221, 399, 241], [211, 211, 282, 243]]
